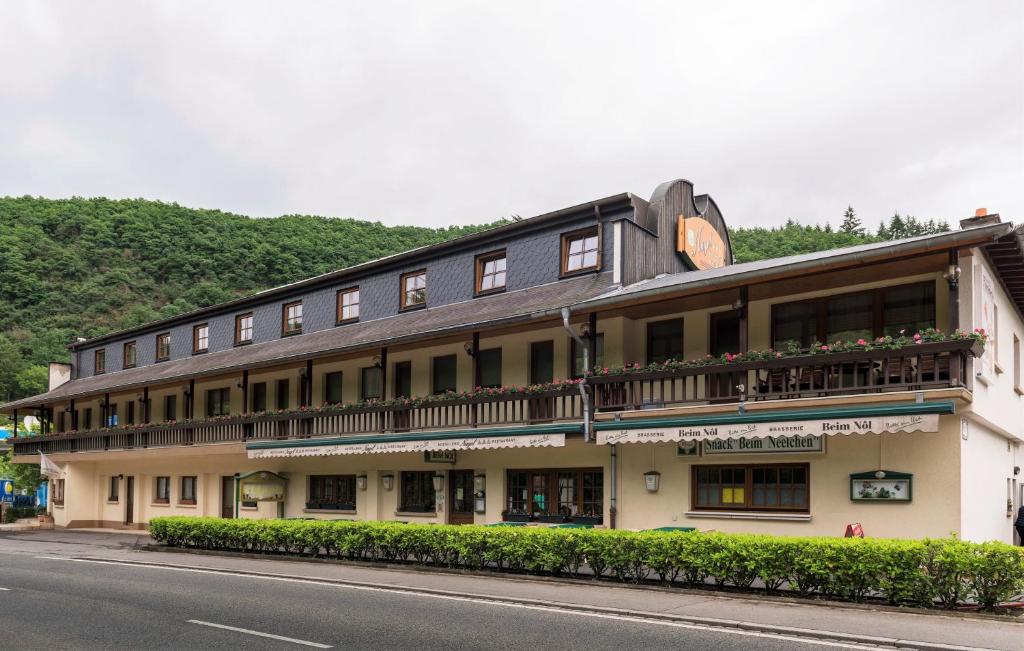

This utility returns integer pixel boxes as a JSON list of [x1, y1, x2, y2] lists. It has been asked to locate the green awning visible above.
[[246, 422, 581, 459]]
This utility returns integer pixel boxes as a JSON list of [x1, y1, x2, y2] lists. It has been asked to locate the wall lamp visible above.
[[371, 355, 383, 368], [357, 475, 368, 491], [381, 474, 394, 491], [432, 472, 445, 493], [944, 265, 962, 289], [463, 342, 476, 357]]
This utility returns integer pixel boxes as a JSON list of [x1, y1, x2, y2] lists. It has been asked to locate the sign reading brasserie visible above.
[[676, 215, 727, 270], [249, 433, 565, 459], [597, 414, 939, 445], [703, 435, 824, 455]]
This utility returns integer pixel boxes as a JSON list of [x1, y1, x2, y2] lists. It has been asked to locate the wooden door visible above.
[[221, 476, 234, 518], [124, 476, 135, 525], [709, 311, 742, 401], [448, 470, 475, 525]]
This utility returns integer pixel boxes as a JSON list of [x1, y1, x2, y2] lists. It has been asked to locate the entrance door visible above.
[[125, 476, 135, 525], [221, 476, 234, 518], [448, 470, 475, 525], [708, 311, 742, 401]]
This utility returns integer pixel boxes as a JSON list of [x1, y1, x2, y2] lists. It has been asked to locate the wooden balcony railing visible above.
[[11, 339, 980, 456]]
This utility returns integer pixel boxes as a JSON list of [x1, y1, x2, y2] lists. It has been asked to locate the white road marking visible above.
[[0, 587, 10, 591], [187, 619, 332, 648], [35, 556, 986, 650]]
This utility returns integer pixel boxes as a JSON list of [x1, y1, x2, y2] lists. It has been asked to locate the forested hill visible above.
[[0, 197, 946, 402]]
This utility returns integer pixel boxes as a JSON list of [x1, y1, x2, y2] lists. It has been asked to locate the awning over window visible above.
[[246, 423, 579, 459], [594, 401, 953, 445]]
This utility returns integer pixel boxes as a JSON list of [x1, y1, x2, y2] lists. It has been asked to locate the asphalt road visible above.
[[0, 539, 849, 650]]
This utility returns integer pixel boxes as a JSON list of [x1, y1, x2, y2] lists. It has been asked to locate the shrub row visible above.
[[149, 517, 1024, 609], [2, 506, 44, 523]]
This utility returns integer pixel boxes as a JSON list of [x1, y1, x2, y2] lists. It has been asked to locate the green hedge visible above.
[[3, 506, 44, 523], [149, 517, 1024, 609]]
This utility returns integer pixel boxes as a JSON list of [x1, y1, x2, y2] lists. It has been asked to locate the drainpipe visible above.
[[610, 442, 618, 529], [561, 307, 591, 442]]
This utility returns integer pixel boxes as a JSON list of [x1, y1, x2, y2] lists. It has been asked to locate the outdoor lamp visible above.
[[473, 473, 486, 494], [644, 471, 661, 492], [944, 265, 961, 288], [356, 475, 367, 491], [463, 341, 476, 357], [381, 474, 394, 491], [432, 472, 445, 492], [371, 355, 383, 368], [874, 470, 887, 480], [579, 322, 592, 338]]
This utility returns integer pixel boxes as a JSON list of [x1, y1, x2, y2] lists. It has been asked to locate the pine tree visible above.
[[840, 205, 863, 235], [877, 220, 890, 240]]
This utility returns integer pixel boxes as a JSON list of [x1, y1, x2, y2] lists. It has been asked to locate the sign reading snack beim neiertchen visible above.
[[703, 435, 824, 455]]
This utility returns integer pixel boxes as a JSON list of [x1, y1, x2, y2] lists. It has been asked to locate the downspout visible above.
[[560, 307, 591, 442]]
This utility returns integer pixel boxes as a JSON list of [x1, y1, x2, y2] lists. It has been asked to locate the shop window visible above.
[[180, 476, 197, 505], [505, 469, 603, 522], [477, 348, 502, 388], [251, 382, 267, 412], [324, 372, 343, 404], [571, 334, 604, 378], [647, 319, 684, 363], [431, 355, 457, 394], [692, 464, 809, 512], [360, 366, 383, 401], [206, 388, 231, 417], [337, 287, 359, 323], [475, 250, 507, 295], [154, 476, 171, 504], [108, 476, 119, 502], [282, 301, 303, 336], [123, 341, 137, 369], [308, 475, 356, 510], [400, 270, 427, 309], [235, 313, 254, 344], [400, 471, 436, 512], [156, 333, 171, 361], [193, 324, 209, 354], [561, 228, 599, 275]]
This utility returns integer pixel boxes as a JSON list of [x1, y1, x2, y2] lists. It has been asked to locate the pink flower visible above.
[[775, 352, 783, 358], [820, 345, 830, 351], [856, 339, 866, 345], [913, 333, 922, 341]]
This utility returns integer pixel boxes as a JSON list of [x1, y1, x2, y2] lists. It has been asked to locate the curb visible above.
[[92, 553, 1016, 651], [136, 543, 1024, 625]]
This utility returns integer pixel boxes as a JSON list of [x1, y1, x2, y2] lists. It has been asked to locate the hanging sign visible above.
[[238, 471, 287, 502], [424, 451, 457, 464], [976, 267, 996, 384], [703, 435, 824, 455], [597, 414, 939, 445], [249, 433, 565, 459], [676, 215, 727, 270]]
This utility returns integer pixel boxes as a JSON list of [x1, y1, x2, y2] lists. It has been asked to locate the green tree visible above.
[[840, 205, 864, 236]]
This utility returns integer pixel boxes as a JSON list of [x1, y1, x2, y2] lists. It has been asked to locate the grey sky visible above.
[[1, 1, 1021, 230]]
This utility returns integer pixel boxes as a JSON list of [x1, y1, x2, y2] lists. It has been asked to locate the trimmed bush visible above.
[[149, 516, 1024, 610]]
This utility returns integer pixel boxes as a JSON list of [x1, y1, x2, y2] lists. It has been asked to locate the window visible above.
[[193, 324, 209, 354], [276, 379, 290, 410], [164, 395, 177, 421], [505, 469, 603, 520], [530, 340, 554, 384], [394, 361, 412, 398], [83, 407, 93, 430], [477, 348, 502, 388], [123, 341, 137, 368], [283, 301, 303, 336], [206, 388, 231, 417], [107, 403, 118, 427], [400, 270, 427, 309], [771, 282, 936, 348], [475, 250, 507, 295], [94, 349, 106, 375], [251, 382, 267, 412], [154, 476, 171, 504], [432, 355, 457, 394], [180, 476, 197, 505], [126, 400, 135, 425], [561, 228, 599, 275], [235, 312, 253, 344], [571, 334, 604, 378], [324, 372, 343, 404], [156, 333, 171, 361], [308, 475, 356, 510], [692, 464, 809, 512], [360, 366, 383, 400], [108, 476, 119, 502], [1014, 334, 1022, 394], [337, 287, 360, 323], [400, 471, 436, 512], [53, 479, 65, 506], [647, 319, 684, 364]]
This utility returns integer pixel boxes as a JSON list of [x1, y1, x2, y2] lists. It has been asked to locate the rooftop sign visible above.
[[676, 215, 727, 270]]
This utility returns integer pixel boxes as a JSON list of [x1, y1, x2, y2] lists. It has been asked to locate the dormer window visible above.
[[193, 324, 209, 354], [123, 341, 137, 369], [337, 287, 359, 324], [156, 333, 171, 362], [283, 301, 303, 336], [400, 270, 427, 310], [475, 250, 507, 295], [235, 312, 254, 345], [94, 349, 106, 375], [561, 227, 599, 275]]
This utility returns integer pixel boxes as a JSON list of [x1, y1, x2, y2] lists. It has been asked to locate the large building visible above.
[[5, 179, 1024, 542]]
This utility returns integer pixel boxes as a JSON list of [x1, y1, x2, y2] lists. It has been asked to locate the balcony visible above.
[[11, 337, 982, 457]]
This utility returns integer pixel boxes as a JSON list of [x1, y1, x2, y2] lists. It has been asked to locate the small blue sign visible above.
[[0, 479, 14, 503]]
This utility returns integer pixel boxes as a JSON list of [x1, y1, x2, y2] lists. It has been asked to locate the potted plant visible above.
[[535, 511, 567, 524], [572, 512, 602, 526], [502, 509, 530, 523]]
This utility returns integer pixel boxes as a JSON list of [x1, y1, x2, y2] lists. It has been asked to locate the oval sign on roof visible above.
[[676, 215, 727, 270]]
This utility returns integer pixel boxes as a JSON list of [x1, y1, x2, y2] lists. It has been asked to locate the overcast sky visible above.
[[1, 1, 1021, 230]]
